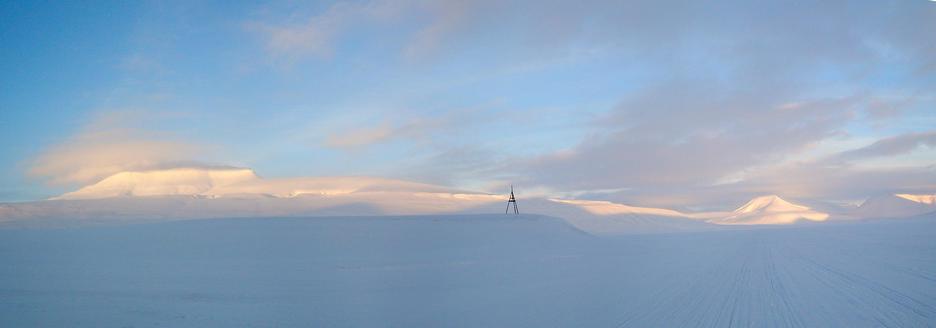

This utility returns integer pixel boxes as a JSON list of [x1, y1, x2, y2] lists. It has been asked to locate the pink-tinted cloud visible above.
[[29, 111, 207, 185]]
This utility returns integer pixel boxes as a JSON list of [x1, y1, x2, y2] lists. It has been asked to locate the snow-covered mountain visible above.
[[852, 194, 936, 219], [54, 168, 259, 199], [55, 167, 459, 200], [523, 199, 715, 235], [2, 167, 932, 231], [708, 195, 829, 225], [0, 167, 719, 234]]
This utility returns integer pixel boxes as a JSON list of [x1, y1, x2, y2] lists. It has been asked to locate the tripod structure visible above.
[[506, 185, 519, 215]]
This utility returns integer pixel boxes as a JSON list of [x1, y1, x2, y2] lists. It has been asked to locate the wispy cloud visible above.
[[318, 105, 489, 150], [323, 123, 398, 149], [400, 1, 486, 61], [832, 131, 936, 163], [249, 0, 407, 62], [28, 111, 209, 185], [736, 161, 936, 202], [248, 0, 568, 64], [522, 84, 862, 190]]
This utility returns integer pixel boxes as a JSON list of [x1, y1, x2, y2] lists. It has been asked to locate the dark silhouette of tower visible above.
[[506, 185, 519, 214]]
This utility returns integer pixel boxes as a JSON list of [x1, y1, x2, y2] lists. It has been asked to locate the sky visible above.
[[1, 0, 934, 208]]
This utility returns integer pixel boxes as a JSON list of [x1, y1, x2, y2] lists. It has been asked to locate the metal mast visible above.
[[506, 185, 519, 214]]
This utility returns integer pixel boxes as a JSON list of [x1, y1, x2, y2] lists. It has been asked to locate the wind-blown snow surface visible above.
[[2, 214, 935, 327]]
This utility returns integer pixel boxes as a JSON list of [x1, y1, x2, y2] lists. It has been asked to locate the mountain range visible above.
[[2, 167, 934, 233]]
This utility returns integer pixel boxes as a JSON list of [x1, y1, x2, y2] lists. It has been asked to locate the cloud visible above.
[[318, 105, 492, 150], [251, 7, 343, 59], [400, 1, 489, 60], [400, 145, 508, 188], [608, 130, 936, 208], [210, 0, 936, 206], [585, 162, 936, 210], [832, 131, 936, 163], [323, 123, 397, 149], [474, 0, 936, 205], [249, 0, 582, 63], [736, 162, 936, 202], [251, 0, 936, 68], [28, 111, 208, 185], [322, 119, 438, 149], [521, 83, 861, 190], [249, 1, 408, 61]]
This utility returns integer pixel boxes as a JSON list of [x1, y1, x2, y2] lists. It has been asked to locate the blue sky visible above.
[[1, 0, 934, 207]]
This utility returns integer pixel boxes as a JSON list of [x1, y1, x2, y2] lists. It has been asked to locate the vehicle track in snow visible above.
[[609, 221, 936, 327], [1, 216, 935, 327]]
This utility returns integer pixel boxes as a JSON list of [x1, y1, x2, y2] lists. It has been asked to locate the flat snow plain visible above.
[[2, 214, 935, 327]]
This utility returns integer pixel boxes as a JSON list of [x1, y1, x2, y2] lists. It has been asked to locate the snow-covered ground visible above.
[[2, 214, 935, 327]]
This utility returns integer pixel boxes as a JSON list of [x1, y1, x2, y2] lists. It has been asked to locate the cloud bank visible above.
[[28, 111, 208, 186]]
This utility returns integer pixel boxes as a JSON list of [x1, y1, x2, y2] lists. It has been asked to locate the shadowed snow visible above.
[[1, 214, 935, 327]]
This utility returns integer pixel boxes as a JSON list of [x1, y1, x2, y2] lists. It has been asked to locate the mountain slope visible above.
[[0, 167, 719, 234], [521, 199, 717, 235], [17, 167, 935, 231], [56, 167, 461, 200], [709, 195, 829, 225], [853, 194, 936, 219], [55, 168, 260, 199]]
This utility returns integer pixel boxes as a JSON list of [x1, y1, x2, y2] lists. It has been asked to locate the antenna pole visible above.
[[506, 185, 519, 215]]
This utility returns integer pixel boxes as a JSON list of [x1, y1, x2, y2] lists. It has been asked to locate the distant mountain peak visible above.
[[733, 195, 807, 214], [55, 167, 260, 200], [51, 167, 471, 201], [895, 193, 936, 205], [711, 195, 827, 225], [854, 193, 936, 219], [11, 169, 932, 229], [548, 199, 687, 217]]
